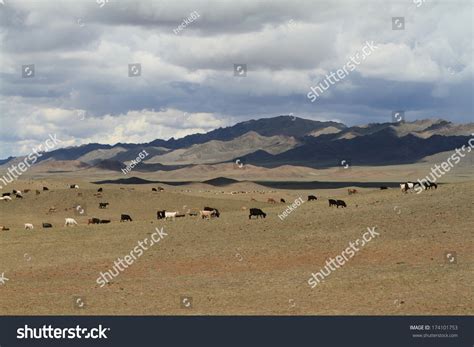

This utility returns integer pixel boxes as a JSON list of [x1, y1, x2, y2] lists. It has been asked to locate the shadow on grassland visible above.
[[92, 176, 403, 189]]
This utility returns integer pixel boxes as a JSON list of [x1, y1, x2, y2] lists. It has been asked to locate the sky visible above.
[[0, 0, 472, 158]]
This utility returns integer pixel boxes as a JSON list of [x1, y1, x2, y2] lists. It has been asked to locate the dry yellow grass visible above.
[[0, 179, 472, 315]]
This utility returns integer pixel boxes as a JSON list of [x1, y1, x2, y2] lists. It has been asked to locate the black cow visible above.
[[308, 195, 317, 201], [99, 219, 111, 224], [88, 218, 101, 225], [204, 206, 220, 218], [70, 184, 78, 189], [97, 187, 103, 192], [2, 193, 11, 197], [380, 186, 388, 190], [43, 186, 49, 191], [42, 223, 53, 228], [249, 208, 266, 219], [99, 202, 109, 209], [423, 181, 438, 190], [12, 190, 18, 194], [157, 210, 166, 219], [328, 199, 337, 207], [280, 198, 286, 203], [336, 200, 347, 208], [152, 188, 157, 192], [120, 214, 133, 222], [15, 194, 23, 199]]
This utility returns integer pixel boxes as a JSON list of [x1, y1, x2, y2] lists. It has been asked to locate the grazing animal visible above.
[[157, 186, 164, 191], [99, 219, 111, 224], [64, 218, 78, 226], [422, 181, 438, 190], [348, 189, 357, 195], [249, 208, 266, 219], [43, 186, 49, 191], [88, 218, 101, 224], [200, 210, 216, 220], [0, 196, 12, 201], [12, 189, 18, 194], [36, 190, 40, 195], [2, 193, 11, 197], [165, 211, 178, 221], [1, 226, 10, 231], [120, 214, 133, 222], [42, 223, 53, 228], [15, 193, 23, 199], [380, 186, 388, 190], [203, 207, 220, 218], [99, 202, 109, 209], [24, 223, 34, 230], [152, 188, 157, 192], [157, 210, 166, 219], [328, 199, 338, 207], [97, 188, 103, 192], [308, 195, 317, 201], [400, 182, 421, 193], [280, 198, 286, 203], [70, 184, 79, 189], [267, 198, 277, 204], [400, 183, 409, 192], [336, 200, 347, 208]]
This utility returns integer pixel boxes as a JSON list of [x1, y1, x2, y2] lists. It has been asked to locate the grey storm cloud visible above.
[[0, 0, 472, 157]]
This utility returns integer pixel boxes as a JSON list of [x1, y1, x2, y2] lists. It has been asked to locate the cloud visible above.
[[0, 0, 472, 157]]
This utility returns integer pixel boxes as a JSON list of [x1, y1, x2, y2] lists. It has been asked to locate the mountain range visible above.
[[1, 116, 473, 173]]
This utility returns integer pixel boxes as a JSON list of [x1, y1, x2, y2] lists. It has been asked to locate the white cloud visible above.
[[0, 0, 472, 157]]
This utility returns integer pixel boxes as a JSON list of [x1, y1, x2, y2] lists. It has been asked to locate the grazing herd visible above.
[[0, 180, 440, 230], [400, 180, 437, 193]]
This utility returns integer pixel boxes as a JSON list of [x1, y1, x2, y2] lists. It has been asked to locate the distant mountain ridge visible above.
[[1, 116, 473, 171]]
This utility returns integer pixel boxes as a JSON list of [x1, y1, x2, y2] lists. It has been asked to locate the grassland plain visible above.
[[0, 178, 472, 315]]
